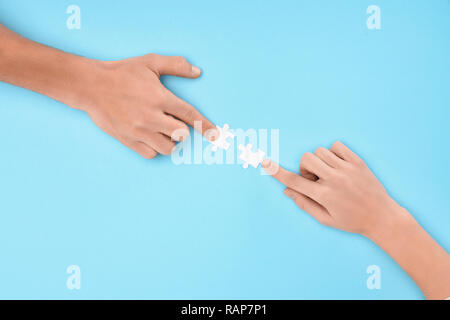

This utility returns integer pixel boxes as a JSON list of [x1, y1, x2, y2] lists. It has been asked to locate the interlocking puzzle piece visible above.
[[238, 144, 266, 169], [211, 124, 235, 152]]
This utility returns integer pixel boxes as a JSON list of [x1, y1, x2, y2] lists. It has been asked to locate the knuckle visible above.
[[286, 174, 300, 187], [123, 123, 142, 139], [316, 216, 325, 225], [183, 107, 196, 122], [171, 125, 190, 141], [174, 56, 188, 70], [315, 147, 326, 156], [130, 122, 146, 136], [161, 142, 176, 156], [331, 141, 343, 150], [143, 151, 157, 159], [318, 218, 329, 227], [301, 152, 313, 164], [332, 170, 344, 181], [152, 90, 167, 107], [175, 56, 188, 65], [131, 120, 142, 130], [135, 145, 157, 159], [143, 54, 158, 70], [145, 53, 157, 61], [297, 199, 307, 212], [281, 173, 293, 186], [354, 157, 365, 167], [326, 169, 336, 180]]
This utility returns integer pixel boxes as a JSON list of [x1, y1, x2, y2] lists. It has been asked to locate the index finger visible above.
[[165, 92, 217, 140], [262, 159, 324, 203]]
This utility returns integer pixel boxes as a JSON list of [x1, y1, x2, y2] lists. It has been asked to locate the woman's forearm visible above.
[[0, 24, 101, 110], [263, 142, 450, 300], [367, 206, 450, 300]]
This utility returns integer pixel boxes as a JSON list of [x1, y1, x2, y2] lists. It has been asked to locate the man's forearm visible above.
[[0, 24, 100, 110], [0, 24, 216, 159], [367, 207, 450, 299]]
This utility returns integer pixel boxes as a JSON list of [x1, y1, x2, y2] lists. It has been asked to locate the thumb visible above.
[[147, 54, 201, 78]]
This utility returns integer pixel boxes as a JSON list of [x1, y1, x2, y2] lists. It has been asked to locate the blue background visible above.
[[0, 0, 449, 299]]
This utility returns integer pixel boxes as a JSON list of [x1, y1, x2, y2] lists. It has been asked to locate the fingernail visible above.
[[177, 130, 189, 142], [207, 128, 219, 141], [261, 159, 271, 168], [192, 65, 201, 76]]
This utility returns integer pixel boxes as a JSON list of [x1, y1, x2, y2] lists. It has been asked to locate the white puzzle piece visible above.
[[238, 144, 266, 169], [211, 124, 235, 152]]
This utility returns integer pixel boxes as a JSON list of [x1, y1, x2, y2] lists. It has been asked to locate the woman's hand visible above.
[[262, 141, 403, 237], [262, 142, 450, 300]]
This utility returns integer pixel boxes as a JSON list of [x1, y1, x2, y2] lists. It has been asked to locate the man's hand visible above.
[[82, 54, 216, 159], [0, 24, 216, 159]]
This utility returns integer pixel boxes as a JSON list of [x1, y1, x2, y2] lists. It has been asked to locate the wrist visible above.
[[363, 200, 413, 245], [51, 55, 107, 112], [68, 59, 121, 114], [363, 201, 450, 299]]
